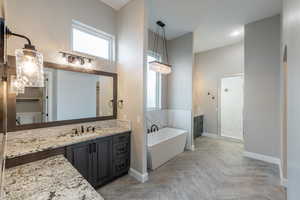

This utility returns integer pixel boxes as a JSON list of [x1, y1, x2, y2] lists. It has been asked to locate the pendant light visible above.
[[8, 29, 45, 88], [149, 21, 172, 75]]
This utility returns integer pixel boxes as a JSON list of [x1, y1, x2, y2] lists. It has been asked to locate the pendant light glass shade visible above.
[[10, 75, 25, 94], [149, 61, 172, 74], [15, 48, 44, 87]]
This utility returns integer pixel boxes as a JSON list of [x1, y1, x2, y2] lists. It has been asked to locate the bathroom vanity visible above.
[[65, 131, 131, 187], [2, 57, 130, 199], [5, 120, 131, 188]]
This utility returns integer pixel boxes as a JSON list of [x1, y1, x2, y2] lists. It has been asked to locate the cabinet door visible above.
[[194, 115, 204, 138], [113, 142, 130, 158], [66, 142, 93, 184], [93, 137, 113, 187], [113, 157, 130, 177]]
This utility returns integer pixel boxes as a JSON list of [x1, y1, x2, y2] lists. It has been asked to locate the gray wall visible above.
[[7, 0, 117, 73], [244, 15, 281, 158], [167, 33, 194, 111], [117, 0, 148, 176], [193, 42, 244, 134], [283, 0, 300, 197]]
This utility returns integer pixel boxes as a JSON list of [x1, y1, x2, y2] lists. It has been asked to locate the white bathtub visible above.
[[147, 127, 187, 170]]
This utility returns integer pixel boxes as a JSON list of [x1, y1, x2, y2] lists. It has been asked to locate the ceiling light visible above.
[[230, 30, 243, 37]]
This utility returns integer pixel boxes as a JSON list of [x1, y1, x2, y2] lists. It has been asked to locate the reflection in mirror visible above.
[[16, 68, 114, 125]]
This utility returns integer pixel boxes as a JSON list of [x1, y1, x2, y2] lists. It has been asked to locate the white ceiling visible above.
[[100, 0, 131, 10], [148, 0, 282, 53]]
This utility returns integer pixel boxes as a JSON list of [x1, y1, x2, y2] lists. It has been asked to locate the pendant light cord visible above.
[[162, 27, 169, 64], [153, 21, 169, 64], [154, 26, 159, 58]]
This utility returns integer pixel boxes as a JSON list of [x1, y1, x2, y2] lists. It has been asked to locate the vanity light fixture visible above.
[[60, 51, 93, 67], [149, 21, 172, 75]]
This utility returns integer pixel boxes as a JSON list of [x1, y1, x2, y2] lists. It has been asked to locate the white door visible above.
[[220, 76, 243, 140]]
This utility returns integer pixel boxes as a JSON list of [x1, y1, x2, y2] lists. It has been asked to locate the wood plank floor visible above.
[[98, 136, 286, 200]]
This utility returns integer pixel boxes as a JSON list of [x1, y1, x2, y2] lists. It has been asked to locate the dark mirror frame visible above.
[[5, 55, 117, 132]]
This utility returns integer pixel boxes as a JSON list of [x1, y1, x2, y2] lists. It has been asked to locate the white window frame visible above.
[[147, 51, 162, 111], [71, 20, 115, 62]]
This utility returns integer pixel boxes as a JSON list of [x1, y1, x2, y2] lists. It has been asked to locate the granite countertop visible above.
[[6, 120, 131, 159], [3, 155, 104, 200]]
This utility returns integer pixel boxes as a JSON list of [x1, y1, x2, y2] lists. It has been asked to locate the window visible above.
[[147, 53, 162, 110], [72, 20, 115, 61]]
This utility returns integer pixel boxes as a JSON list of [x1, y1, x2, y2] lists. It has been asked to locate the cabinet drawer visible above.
[[113, 157, 130, 177], [113, 133, 130, 144], [113, 142, 130, 157]]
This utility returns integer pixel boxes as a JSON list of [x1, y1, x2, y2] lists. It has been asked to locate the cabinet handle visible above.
[[89, 144, 92, 154], [93, 143, 96, 153]]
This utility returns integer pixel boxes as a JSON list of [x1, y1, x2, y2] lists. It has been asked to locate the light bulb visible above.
[[74, 58, 80, 65], [22, 56, 37, 76]]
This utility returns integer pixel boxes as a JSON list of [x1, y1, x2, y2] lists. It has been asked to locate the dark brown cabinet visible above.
[[112, 133, 130, 177], [65, 132, 131, 188], [93, 137, 113, 187], [65, 141, 93, 183], [194, 115, 204, 138]]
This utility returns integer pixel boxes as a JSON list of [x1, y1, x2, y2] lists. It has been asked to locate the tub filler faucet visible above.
[[148, 124, 159, 133]]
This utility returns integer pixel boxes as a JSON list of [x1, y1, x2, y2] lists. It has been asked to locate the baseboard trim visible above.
[[244, 151, 287, 187], [129, 168, 148, 183], [279, 164, 283, 186], [243, 151, 281, 165], [281, 178, 288, 188], [186, 144, 195, 151], [202, 132, 219, 138], [202, 133, 243, 143]]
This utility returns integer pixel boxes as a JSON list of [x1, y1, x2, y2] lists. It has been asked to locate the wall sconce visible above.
[[6, 29, 44, 88], [60, 51, 93, 67]]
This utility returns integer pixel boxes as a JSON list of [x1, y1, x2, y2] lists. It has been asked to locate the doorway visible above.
[[220, 75, 244, 140]]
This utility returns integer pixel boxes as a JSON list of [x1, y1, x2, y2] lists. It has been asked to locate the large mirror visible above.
[[7, 57, 117, 131], [16, 68, 114, 125]]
